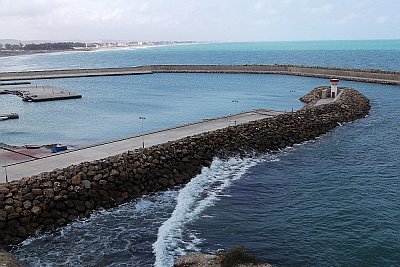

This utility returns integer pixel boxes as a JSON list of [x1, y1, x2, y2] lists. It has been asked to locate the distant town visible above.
[[0, 40, 197, 57]]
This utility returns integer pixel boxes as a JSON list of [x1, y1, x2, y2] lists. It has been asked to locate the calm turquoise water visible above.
[[4, 40, 400, 266], [1, 39, 400, 72], [1, 74, 306, 146]]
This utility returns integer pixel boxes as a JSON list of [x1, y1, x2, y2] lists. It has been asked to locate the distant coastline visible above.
[[0, 41, 199, 58]]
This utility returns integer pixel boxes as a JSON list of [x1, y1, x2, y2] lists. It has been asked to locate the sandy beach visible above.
[[0, 42, 200, 58], [0, 50, 67, 58]]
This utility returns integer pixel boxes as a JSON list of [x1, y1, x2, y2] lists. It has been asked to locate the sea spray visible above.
[[153, 156, 265, 267], [13, 191, 178, 266]]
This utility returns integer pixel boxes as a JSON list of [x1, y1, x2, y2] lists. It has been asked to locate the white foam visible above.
[[152, 156, 263, 267], [13, 190, 179, 266]]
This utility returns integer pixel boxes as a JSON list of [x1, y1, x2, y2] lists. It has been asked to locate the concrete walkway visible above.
[[1, 109, 284, 182], [0, 69, 153, 81]]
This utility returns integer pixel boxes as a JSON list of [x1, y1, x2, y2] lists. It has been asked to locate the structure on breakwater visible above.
[[0, 64, 399, 85], [0, 86, 370, 246]]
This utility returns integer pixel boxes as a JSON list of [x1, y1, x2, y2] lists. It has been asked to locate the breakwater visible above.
[[0, 64, 399, 85], [0, 87, 370, 247], [146, 65, 400, 85]]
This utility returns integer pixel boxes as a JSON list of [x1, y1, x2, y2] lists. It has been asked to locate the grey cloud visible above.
[[0, 0, 399, 41]]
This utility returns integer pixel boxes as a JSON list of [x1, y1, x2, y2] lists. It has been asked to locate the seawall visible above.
[[1, 64, 399, 85], [0, 87, 370, 246], [145, 65, 400, 85]]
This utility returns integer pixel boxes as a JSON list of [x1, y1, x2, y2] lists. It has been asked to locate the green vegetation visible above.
[[219, 246, 259, 267], [0, 42, 86, 51]]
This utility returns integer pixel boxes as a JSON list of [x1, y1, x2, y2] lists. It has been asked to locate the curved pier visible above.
[[0, 64, 399, 85]]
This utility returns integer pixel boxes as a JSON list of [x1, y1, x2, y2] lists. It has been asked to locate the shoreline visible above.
[[0, 42, 202, 58]]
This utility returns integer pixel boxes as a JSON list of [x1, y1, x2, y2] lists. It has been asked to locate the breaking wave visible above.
[[153, 156, 267, 267]]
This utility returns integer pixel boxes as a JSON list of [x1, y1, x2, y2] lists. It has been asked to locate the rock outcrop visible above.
[[174, 252, 272, 267], [0, 250, 23, 266]]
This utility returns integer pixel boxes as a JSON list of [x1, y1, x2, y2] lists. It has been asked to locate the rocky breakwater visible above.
[[0, 87, 370, 247]]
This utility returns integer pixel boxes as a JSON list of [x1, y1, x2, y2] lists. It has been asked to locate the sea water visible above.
[[2, 40, 400, 266], [0, 73, 308, 146]]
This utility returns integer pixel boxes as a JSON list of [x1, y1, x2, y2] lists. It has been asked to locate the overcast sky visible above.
[[0, 0, 399, 42]]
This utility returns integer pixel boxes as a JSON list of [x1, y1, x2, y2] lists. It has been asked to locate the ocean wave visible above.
[[152, 156, 264, 267], [13, 191, 178, 266]]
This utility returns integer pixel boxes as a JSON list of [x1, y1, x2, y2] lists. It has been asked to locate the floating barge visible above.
[[22, 93, 82, 102], [0, 113, 19, 121]]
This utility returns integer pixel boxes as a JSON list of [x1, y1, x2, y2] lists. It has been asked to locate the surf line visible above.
[[153, 156, 265, 267]]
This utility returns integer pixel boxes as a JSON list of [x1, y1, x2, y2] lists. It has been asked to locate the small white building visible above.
[[330, 78, 339, 98]]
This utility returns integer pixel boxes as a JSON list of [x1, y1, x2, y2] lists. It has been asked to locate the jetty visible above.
[[2, 109, 284, 182], [0, 85, 81, 102], [0, 64, 399, 85], [0, 86, 371, 246]]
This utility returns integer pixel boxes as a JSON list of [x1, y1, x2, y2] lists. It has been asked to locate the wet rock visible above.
[[0, 250, 23, 267], [71, 174, 82, 185], [23, 200, 32, 210], [0, 187, 10, 195], [56, 218, 67, 226], [43, 188, 54, 198], [81, 180, 91, 189], [4, 206, 14, 214], [110, 169, 119, 176], [0, 210, 7, 221], [31, 188, 43, 196], [93, 174, 103, 182], [31, 206, 42, 216]]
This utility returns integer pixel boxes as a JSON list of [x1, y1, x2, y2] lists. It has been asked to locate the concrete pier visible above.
[[1, 109, 284, 182], [0, 68, 153, 81], [0, 86, 82, 102]]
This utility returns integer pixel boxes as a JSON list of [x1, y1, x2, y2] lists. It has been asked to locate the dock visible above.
[[1, 109, 285, 182], [0, 85, 82, 102]]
